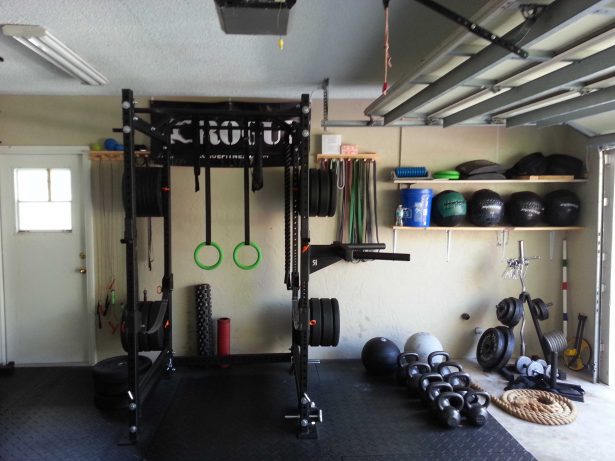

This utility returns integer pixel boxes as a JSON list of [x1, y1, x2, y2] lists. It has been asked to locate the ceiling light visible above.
[[2, 24, 108, 85]]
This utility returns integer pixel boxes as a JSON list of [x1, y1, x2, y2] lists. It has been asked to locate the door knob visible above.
[[78, 266, 87, 274]]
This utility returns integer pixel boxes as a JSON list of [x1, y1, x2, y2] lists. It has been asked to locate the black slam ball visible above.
[[506, 191, 544, 226], [361, 337, 400, 375], [432, 190, 467, 226], [544, 189, 581, 226], [468, 189, 504, 227]]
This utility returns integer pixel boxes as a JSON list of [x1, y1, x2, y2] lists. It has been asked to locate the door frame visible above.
[[0, 146, 97, 365]]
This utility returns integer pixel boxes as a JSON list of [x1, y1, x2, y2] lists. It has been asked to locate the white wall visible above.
[[0, 95, 594, 363]]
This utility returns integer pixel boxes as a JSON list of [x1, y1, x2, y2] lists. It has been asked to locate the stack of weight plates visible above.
[[92, 355, 152, 410]]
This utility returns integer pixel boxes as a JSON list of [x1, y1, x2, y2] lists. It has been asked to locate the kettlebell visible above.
[[406, 362, 431, 397], [396, 352, 419, 386], [464, 391, 491, 427], [436, 360, 463, 378], [436, 392, 464, 429], [428, 351, 450, 370], [444, 371, 471, 388], [418, 372, 444, 403], [426, 381, 453, 411]]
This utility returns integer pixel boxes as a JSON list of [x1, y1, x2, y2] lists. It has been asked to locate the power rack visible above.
[[119, 89, 409, 443]]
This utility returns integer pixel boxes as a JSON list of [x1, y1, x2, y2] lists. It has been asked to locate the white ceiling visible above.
[[0, 0, 488, 98], [1, 0, 614, 140]]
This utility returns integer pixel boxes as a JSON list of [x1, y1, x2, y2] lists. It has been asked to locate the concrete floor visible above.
[[461, 359, 615, 461]]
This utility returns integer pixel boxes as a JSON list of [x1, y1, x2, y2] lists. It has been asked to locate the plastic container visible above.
[[401, 188, 433, 227]]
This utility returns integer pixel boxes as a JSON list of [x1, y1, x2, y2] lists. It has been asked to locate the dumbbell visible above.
[[463, 391, 491, 427], [435, 392, 464, 429], [515, 356, 545, 376], [396, 352, 419, 386], [426, 381, 453, 411], [406, 362, 431, 398], [428, 351, 450, 370], [418, 372, 444, 403], [444, 371, 471, 389]]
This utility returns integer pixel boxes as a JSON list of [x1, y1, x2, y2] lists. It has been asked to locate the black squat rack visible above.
[[119, 89, 409, 442]]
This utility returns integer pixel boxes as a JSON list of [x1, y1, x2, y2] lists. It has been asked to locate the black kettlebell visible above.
[[444, 371, 471, 388], [396, 352, 419, 386], [436, 392, 464, 429], [428, 351, 450, 371], [418, 372, 444, 403], [464, 391, 491, 427], [406, 362, 431, 398], [426, 381, 453, 411], [436, 360, 463, 378]]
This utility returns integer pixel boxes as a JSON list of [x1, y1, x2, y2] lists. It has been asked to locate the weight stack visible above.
[[195, 284, 214, 356]]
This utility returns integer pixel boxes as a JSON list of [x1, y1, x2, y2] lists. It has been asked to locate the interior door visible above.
[[0, 153, 89, 364]]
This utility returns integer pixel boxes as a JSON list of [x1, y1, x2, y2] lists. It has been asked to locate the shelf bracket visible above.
[[445, 229, 452, 262], [549, 230, 555, 260]]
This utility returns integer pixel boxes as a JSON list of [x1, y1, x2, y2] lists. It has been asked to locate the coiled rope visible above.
[[472, 384, 577, 425]]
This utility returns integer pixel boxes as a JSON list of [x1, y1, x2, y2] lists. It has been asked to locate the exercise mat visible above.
[[146, 360, 534, 461]]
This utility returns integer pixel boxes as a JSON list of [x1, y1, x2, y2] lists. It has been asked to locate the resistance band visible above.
[[194, 121, 223, 270], [233, 123, 261, 270]]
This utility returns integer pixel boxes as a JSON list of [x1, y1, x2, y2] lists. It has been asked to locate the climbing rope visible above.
[[472, 384, 577, 425]]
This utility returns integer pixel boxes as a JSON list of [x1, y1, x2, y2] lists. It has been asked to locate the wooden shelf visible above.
[[393, 178, 587, 184], [317, 153, 378, 160], [393, 226, 583, 232], [89, 150, 150, 160]]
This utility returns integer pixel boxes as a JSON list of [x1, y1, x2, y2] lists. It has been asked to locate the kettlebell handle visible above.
[[437, 391, 464, 411]]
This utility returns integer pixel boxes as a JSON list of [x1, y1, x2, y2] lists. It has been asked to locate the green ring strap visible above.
[[233, 241, 262, 270], [194, 241, 223, 270]]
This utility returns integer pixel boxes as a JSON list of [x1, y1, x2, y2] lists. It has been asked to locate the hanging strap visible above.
[[243, 135, 250, 245], [252, 122, 264, 191], [193, 117, 201, 192], [204, 128, 211, 246], [365, 160, 373, 243], [232, 122, 261, 270], [372, 160, 380, 244]]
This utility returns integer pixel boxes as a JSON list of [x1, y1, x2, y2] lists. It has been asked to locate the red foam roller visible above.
[[217, 317, 230, 368]]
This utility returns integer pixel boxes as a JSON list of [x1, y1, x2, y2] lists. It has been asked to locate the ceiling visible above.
[[1, 0, 615, 141]]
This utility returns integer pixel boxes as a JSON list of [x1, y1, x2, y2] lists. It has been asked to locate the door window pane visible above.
[[15, 168, 72, 232], [16, 169, 49, 201], [50, 169, 72, 201]]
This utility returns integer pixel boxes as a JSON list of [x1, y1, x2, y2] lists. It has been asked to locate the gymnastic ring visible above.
[[194, 241, 223, 270], [233, 241, 262, 270]]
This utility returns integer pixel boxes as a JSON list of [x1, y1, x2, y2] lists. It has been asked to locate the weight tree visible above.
[[119, 89, 409, 443]]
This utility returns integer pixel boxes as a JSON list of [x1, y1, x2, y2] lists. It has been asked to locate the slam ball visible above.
[[468, 189, 504, 227], [404, 332, 444, 364], [431, 190, 466, 227], [506, 191, 544, 226], [361, 337, 400, 375], [544, 189, 581, 226]]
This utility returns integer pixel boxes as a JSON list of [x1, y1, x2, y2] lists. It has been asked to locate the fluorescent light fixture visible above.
[[2, 24, 108, 85]]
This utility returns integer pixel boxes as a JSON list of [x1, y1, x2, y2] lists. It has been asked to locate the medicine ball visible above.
[[361, 337, 400, 375], [404, 332, 444, 364], [468, 189, 504, 226], [506, 191, 544, 226], [431, 190, 466, 226], [544, 189, 581, 226]]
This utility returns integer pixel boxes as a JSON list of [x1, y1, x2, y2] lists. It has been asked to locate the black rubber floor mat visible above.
[[146, 360, 535, 461]]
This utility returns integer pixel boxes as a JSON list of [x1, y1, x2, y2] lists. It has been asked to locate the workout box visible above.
[[321, 134, 342, 154]]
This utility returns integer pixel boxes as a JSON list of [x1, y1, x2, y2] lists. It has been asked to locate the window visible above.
[[15, 168, 72, 231]]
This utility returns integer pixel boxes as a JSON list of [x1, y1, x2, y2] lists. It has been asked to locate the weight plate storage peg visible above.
[[308, 169, 320, 217], [317, 169, 330, 217], [476, 326, 514, 371], [309, 298, 322, 347]]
